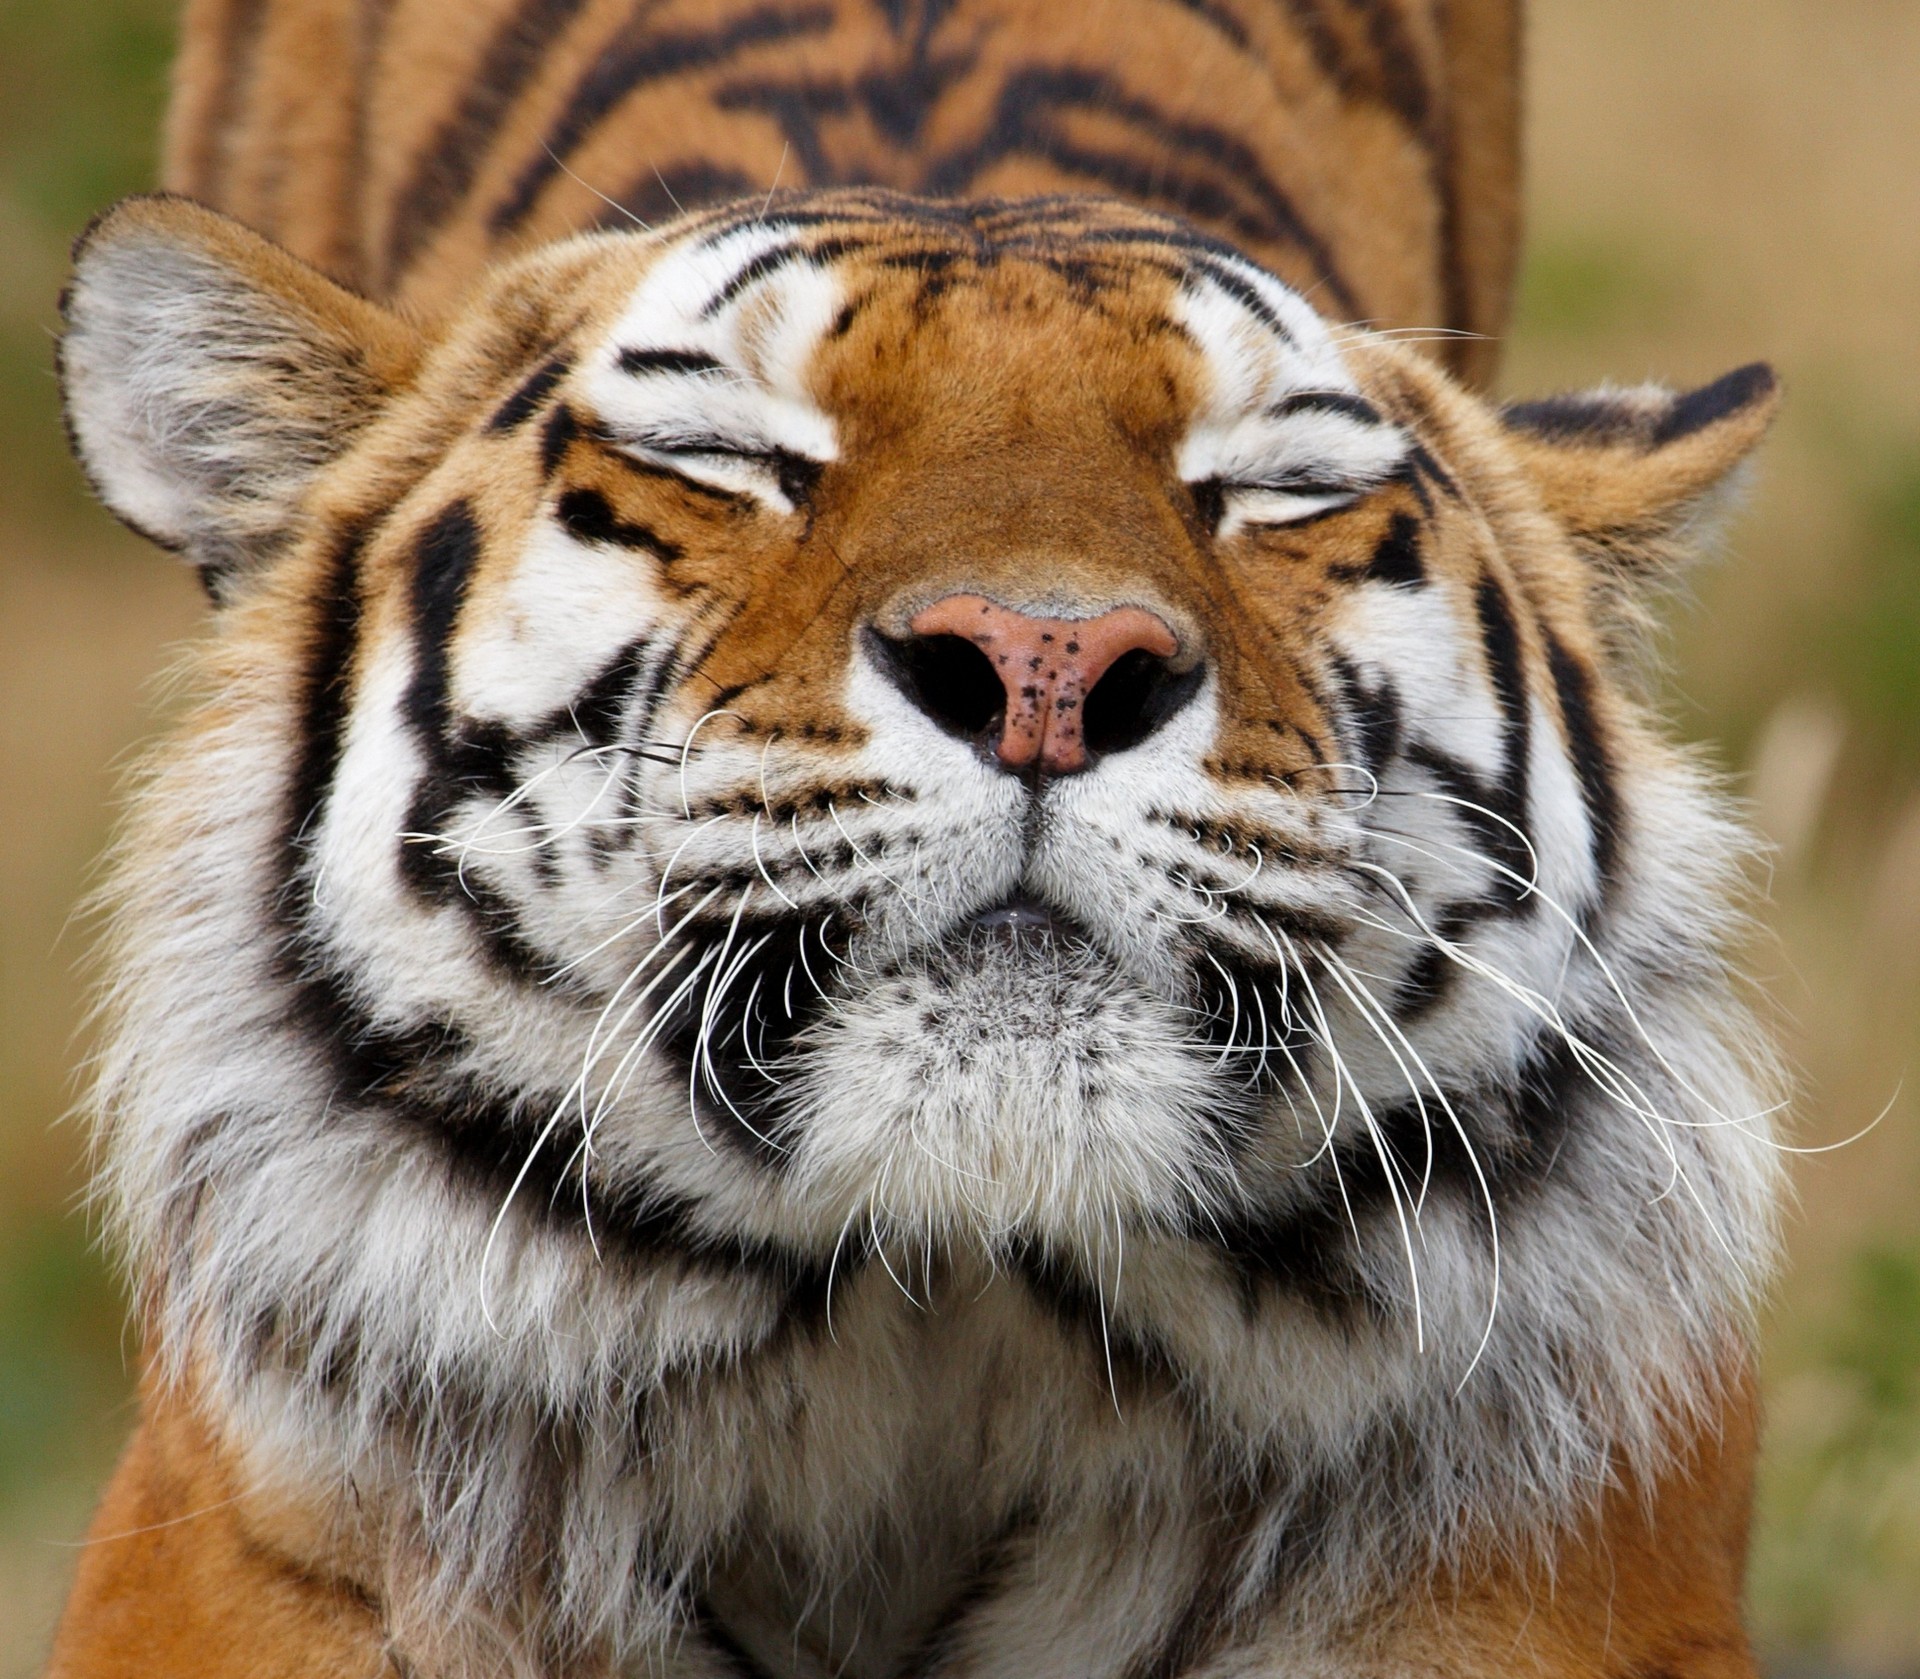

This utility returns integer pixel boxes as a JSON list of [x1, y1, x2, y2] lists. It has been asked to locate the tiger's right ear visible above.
[[59, 195, 423, 600]]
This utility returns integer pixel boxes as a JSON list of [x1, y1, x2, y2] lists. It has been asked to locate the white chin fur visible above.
[[776, 933, 1237, 1244]]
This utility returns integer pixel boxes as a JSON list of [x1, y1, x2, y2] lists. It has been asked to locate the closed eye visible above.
[[606, 427, 821, 511], [1201, 478, 1366, 536]]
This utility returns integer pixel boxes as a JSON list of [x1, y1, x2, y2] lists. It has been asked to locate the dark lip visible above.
[[967, 895, 1090, 942]]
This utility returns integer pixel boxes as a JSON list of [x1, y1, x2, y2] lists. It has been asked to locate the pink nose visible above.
[[907, 594, 1181, 775]]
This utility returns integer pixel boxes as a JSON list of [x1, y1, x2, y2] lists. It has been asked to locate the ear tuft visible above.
[[1501, 362, 1780, 587], [1650, 361, 1777, 447], [59, 195, 422, 600], [1502, 363, 1777, 453]]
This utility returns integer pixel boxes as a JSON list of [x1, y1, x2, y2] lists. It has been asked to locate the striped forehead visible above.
[[1172, 256, 1409, 492], [575, 209, 1407, 498], [578, 219, 845, 464]]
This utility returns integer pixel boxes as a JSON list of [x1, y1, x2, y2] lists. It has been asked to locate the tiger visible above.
[[44, 1, 1787, 1675]]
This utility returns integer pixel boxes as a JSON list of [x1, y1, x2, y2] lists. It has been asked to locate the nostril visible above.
[[866, 628, 1005, 741], [1082, 648, 1205, 757]]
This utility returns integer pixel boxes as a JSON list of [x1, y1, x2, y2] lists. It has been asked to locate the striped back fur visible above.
[[47, 6, 1790, 1679], [166, 0, 1519, 384]]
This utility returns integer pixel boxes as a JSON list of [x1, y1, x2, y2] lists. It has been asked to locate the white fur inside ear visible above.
[[61, 227, 382, 577]]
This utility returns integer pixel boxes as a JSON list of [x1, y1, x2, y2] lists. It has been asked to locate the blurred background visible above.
[[0, 0, 1916, 1671]]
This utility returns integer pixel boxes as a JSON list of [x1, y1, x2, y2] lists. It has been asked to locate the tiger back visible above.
[[46, 3, 1786, 1677], [166, 0, 1519, 380]]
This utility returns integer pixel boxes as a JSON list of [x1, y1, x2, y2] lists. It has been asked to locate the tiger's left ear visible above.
[[59, 194, 424, 601], [1500, 362, 1781, 580]]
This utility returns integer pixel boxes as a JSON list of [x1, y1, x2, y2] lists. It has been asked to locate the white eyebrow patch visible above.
[[578, 220, 842, 512], [1174, 266, 1408, 537]]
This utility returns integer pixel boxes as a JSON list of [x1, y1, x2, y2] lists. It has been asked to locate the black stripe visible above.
[[1386, 577, 1536, 1018], [1651, 362, 1777, 446], [1348, 0, 1432, 132], [616, 346, 725, 377], [1206, 1179, 1379, 1321], [490, 3, 837, 235], [1186, 255, 1297, 343], [919, 67, 1356, 314], [702, 234, 860, 316], [1360, 511, 1424, 587], [556, 486, 685, 558], [1501, 391, 1645, 447], [400, 500, 482, 743], [271, 523, 447, 1111], [489, 354, 573, 432], [1278, 0, 1430, 132], [384, 0, 593, 281], [396, 1071, 846, 1323], [1503, 365, 1778, 453], [714, 76, 851, 180], [1388, 904, 1471, 1019], [1401, 743, 1532, 906], [584, 431, 757, 509], [1264, 389, 1383, 427], [267, 953, 850, 1319], [284, 520, 371, 869], [540, 403, 580, 476], [1328, 654, 1402, 773], [392, 502, 554, 978], [1164, 0, 1249, 51], [655, 911, 862, 1164], [1008, 1239, 1181, 1387], [1472, 574, 1533, 885], [567, 636, 660, 752], [1543, 628, 1622, 898], [1404, 442, 1461, 502]]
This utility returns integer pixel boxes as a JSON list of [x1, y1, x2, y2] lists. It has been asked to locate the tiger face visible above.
[[64, 187, 1777, 1339]]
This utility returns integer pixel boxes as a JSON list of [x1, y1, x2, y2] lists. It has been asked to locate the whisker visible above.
[[1277, 925, 1427, 1350], [1322, 946, 1505, 1388]]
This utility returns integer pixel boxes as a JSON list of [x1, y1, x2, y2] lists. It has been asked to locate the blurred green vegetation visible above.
[[0, 0, 172, 525], [1513, 229, 1686, 342], [1758, 1244, 1920, 1660], [0, 7, 177, 1666], [0, 0, 170, 229], [1826, 455, 1920, 769], [0, 1218, 128, 1508]]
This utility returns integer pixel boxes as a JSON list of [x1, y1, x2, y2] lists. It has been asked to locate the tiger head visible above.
[[61, 190, 1779, 1309]]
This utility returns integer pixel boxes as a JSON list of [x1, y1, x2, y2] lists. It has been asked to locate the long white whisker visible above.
[[1323, 947, 1504, 1389], [1278, 926, 1426, 1351]]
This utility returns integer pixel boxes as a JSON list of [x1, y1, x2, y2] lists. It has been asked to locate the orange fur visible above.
[[45, 1378, 390, 1679]]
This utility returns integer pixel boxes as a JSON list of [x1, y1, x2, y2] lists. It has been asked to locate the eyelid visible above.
[[601, 426, 821, 511], [614, 428, 771, 459], [1211, 480, 1364, 534]]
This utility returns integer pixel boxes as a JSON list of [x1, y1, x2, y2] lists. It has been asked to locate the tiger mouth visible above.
[[966, 894, 1091, 946], [653, 883, 1315, 1160], [654, 895, 1109, 1152]]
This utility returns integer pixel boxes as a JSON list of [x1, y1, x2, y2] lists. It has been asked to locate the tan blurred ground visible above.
[[2, 1, 1917, 1673]]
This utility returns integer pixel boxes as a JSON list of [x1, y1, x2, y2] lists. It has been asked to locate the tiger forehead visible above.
[[612, 221, 1200, 365], [575, 209, 1356, 459]]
